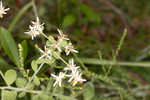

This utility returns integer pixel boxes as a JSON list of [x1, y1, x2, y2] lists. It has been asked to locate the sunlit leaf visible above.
[[31, 60, 38, 72], [16, 77, 27, 88], [33, 76, 40, 86], [4, 69, 17, 85], [1, 90, 17, 100]]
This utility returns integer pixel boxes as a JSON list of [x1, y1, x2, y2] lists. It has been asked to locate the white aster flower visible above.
[[25, 26, 40, 40], [51, 72, 66, 87], [39, 46, 51, 59], [31, 17, 44, 33], [25, 17, 44, 40], [67, 71, 86, 86], [0, 1, 9, 18], [65, 43, 78, 55], [57, 29, 69, 41], [64, 59, 80, 73]]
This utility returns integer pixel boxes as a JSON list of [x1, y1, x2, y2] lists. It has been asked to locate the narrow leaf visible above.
[[21, 40, 28, 60], [0, 27, 19, 66]]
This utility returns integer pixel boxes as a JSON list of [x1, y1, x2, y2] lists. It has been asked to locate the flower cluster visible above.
[[47, 29, 85, 87], [25, 17, 86, 87], [44, 28, 79, 56], [51, 59, 86, 87], [0, 1, 9, 18], [25, 17, 44, 40], [48, 29, 85, 87]]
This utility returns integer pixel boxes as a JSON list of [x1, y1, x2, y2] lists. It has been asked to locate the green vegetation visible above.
[[0, 0, 150, 100]]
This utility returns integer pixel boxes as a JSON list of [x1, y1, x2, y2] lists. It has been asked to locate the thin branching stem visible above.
[[25, 63, 44, 88], [107, 29, 128, 75], [80, 58, 150, 67], [32, 0, 38, 18], [0, 86, 41, 94], [54, 52, 69, 66]]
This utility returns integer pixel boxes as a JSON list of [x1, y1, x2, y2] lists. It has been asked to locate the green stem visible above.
[[107, 29, 127, 75], [80, 58, 150, 67], [0, 86, 41, 94], [54, 52, 69, 65], [0, 71, 9, 86], [41, 33, 49, 40], [25, 63, 44, 88], [32, 0, 38, 18]]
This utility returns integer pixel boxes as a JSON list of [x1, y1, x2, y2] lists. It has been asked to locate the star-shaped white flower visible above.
[[31, 17, 44, 33], [25, 26, 40, 40], [64, 59, 80, 73], [67, 71, 86, 86], [25, 17, 44, 40], [57, 29, 69, 41], [0, 1, 9, 18], [65, 43, 78, 55], [51, 72, 66, 87], [39, 46, 51, 59]]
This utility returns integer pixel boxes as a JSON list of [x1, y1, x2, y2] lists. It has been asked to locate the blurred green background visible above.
[[1, 0, 150, 99]]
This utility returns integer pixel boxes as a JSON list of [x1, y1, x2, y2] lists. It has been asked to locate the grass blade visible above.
[[8, 1, 33, 32]]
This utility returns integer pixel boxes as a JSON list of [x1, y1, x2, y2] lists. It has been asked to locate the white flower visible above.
[[67, 71, 86, 86], [25, 17, 44, 40], [31, 17, 44, 33], [39, 46, 51, 59], [51, 72, 66, 87], [0, 1, 9, 18], [25, 26, 40, 40], [65, 43, 78, 55], [64, 59, 79, 73], [57, 29, 69, 41]]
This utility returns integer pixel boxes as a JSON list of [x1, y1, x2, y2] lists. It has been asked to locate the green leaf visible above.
[[32, 95, 39, 100], [62, 14, 76, 29], [47, 36, 56, 44], [21, 40, 28, 60], [52, 51, 61, 60], [32, 94, 54, 100], [4, 69, 17, 85], [0, 57, 14, 72], [0, 27, 19, 66], [16, 77, 27, 88], [83, 82, 95, 100], [31, 60, 38, 72], [1, 90, 17, 100], [36, 58, 55, 65], [18, 92, 26, 98], [33, 76, 40, 86], [58, 95, 76, 100]]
